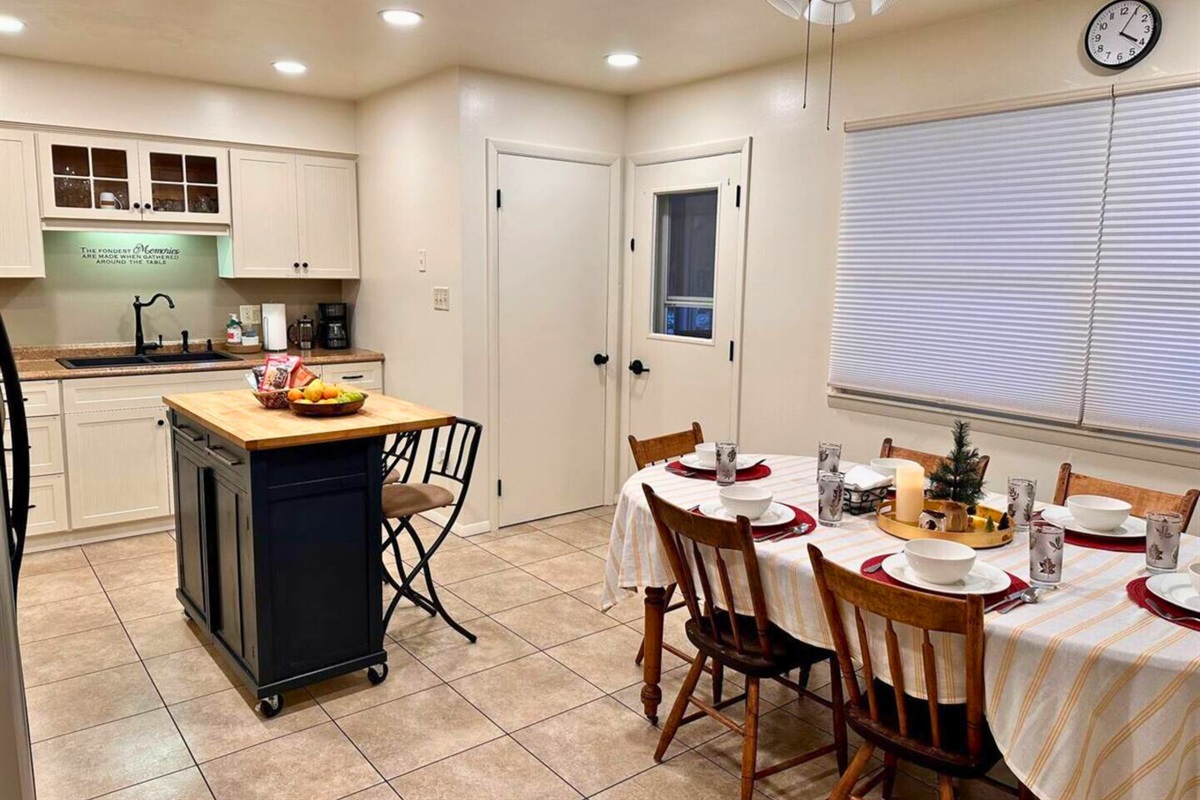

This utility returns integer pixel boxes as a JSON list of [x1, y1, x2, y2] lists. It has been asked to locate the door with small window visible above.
[[627, 152, 742, 469]]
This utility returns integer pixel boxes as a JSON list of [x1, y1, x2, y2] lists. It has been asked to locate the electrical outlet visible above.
[[239, 304, 262, 326], [433, 286, 450, 311], [418, 248, 427, 273]]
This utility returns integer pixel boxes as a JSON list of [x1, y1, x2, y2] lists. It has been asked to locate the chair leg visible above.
[[1018, 783, 1036, 800], [937, 774, 955, 800], [797, 663, 812, 691], [394, 517, 477, 643], [712, 659, 725, 704], [655, 652, 706, 762], [830, 743, 875, 800], [829, 656, 848, 774], [741, 677, 761, 800], [881, 752, 897, 800]]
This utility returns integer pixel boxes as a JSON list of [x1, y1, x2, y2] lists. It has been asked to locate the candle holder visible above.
[[876, 499, 1015, 549]]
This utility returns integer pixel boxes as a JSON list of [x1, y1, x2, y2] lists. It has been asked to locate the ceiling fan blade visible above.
[[763, 0, 804, 20], [872, 0, 900, 15]]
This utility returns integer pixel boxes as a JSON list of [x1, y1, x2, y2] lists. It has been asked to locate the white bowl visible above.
[[719, 485, 774, 521], [694, 443, 718, 468], [903, 539, 977, 585], [1188, 562, 1200, 596], [1067, 495, 1132, 532], [870, 458, 919, 482]]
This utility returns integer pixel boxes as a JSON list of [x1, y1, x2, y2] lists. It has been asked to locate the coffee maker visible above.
[[317, 302, 350, 350]]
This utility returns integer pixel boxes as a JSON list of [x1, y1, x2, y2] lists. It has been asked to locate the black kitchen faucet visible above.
[[133, 293, 175, 355]]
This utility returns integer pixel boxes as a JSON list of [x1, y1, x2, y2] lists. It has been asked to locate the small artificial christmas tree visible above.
[[927, 419, 986, 508]]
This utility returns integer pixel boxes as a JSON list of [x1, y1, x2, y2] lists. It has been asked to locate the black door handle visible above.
[[593, 354, 609, 366], [629, 359, 649, 375]]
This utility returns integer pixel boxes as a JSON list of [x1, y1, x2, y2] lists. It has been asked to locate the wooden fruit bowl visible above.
[[876, 499, 1014, 549], [288, 394, 368, 417]]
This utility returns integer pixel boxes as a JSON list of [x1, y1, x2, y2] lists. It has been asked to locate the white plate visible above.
[[679, 453, 758, 472], [880, 554, 1011, 596], [1041, 506, 1146, 538], [1146, 573, 1200, 613], [697, 500, 796, 528]]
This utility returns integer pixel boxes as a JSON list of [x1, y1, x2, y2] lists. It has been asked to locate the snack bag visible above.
[[259, 354, 299, 391], [290, 362, 318, 389]]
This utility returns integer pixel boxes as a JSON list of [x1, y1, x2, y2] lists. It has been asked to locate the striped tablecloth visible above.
[[601, 455, 1200, 800]]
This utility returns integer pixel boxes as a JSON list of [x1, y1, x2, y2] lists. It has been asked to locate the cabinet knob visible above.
[[132, 202, 142, 210], [301, 262, 309, 269], [157, 419, 165, 427]]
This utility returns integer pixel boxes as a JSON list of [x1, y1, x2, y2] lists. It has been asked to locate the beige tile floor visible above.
[[17, 511, 1017, 800]]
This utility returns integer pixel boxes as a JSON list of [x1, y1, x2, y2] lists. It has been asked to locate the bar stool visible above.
[[381, 419, 482, 643]]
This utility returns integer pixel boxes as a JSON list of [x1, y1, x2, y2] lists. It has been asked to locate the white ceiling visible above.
[[0, 0, 1026, 99]]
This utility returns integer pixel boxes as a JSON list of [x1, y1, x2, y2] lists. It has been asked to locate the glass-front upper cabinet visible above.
[[37, 133, 142, 222], [137, 142, 230, 224], [36, 133, 230, 224]]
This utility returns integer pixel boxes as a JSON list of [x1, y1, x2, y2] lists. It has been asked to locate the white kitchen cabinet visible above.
[[0, 128, 45, 278], [37, 132, 230, 225], [2, 380, 60, 417], [64, 406, 172, 529], [221, 149, 359, 279], [317, 361, 382, 391], [5, 416, 64, 477], [26, 475, 70, 537], [297, 156, 360, 279]]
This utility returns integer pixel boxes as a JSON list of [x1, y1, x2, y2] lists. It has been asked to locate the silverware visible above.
[[747, 458, 767, 469], [1145, 597, 1200, 624], [757, 522, 812, 543], [984, 589, 1028, 614], [666, 466, 698, 478], [999, 587, 1041, 614], [864, 560, 885, 574]]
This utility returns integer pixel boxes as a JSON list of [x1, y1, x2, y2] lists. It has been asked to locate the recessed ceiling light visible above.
[[0, 15, 26, 34], [605, 53, 640, 68], [273, 60, 308, 75], [379, 9, 423, 26]]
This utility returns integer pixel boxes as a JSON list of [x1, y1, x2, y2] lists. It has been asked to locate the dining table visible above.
[[601, 454, 1199, 800]]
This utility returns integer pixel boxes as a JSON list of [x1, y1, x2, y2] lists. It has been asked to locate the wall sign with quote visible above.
[[76, 241, 184, 267]]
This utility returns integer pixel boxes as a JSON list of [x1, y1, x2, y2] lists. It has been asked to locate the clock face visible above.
[[1086, 1, 1161, 69]]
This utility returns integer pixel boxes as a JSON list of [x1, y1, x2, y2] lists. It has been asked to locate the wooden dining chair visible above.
[[1054, 463, 1199, 528], [627, 423, 706, 670], [808, 544, 1034, 800], [880, 438, 991, 481], [628, 421, 705, 470], [645, 486, 847, 800]]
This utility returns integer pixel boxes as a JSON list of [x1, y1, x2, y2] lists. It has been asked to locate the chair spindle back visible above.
[[628, 423, 705, 470]]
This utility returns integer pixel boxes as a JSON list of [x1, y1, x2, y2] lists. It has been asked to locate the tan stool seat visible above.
[[383, 468, 402, 485], [382, 483, 454, 519]]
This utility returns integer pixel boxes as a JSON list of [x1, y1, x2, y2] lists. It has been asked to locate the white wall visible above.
[[626, 0, 1200, 519], [0, 56, 356, 153]]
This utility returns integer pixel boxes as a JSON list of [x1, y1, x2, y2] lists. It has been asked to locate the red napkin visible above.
[[1126, 577, 1200, 631], [666, 461, 772, 482], [859, 553, 1029, 606]]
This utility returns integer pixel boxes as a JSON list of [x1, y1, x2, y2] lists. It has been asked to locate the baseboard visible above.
[[420, 510, 492, 538]]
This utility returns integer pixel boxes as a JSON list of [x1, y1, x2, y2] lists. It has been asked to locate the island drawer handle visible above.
[[205, 446, 243, 468], [340, 374, 365, 380], [174, 424, 204, 442]]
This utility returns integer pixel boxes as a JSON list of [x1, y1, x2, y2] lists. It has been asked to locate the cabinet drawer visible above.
[[5, 415, 64, 477], [63, 370, 249, 413], [318, 361, 382, 391], [26, 474, 69, 537], [4, 380, 60, 417]]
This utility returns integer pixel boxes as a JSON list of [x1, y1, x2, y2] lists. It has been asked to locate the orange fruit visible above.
[[322, 384, 339, 400], [287, 388, 303, 402]]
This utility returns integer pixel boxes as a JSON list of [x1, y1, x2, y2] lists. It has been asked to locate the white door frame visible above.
[[486, 139, 624, 529], [620, 137, 753, 480]]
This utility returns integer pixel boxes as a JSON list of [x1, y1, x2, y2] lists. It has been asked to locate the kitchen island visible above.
[[162, 389, 454, 716]]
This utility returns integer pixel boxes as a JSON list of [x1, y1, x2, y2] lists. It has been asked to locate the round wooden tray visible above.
[[876, 499, 1014, 549], [288, 395, 368, 417], [226, 342, 264, 354]]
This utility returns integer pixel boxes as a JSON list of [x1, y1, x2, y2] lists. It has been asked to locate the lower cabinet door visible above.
[[210, 473, 257, 673], [64, 407, 171, 528], [172, 439, 209, 623]]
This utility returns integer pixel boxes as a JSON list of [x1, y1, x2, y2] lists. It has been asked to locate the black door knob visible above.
[[593, 353, 609, 366], [629, 359, 650, 375]]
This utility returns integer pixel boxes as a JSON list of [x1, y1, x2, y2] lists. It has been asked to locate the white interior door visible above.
[[627, 152, 742, 459], [498, 153, 612, 525]]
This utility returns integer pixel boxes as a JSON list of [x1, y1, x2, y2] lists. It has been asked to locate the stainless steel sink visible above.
[[57, 351, 243, 369]]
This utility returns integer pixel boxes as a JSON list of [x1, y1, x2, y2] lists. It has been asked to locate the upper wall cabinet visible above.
[[0, 128, 45, 278], [37, 132, 230, 225], [221, 149, 359, 279]]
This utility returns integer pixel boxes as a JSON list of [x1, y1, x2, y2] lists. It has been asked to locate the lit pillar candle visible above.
[[894, 461, 925, 524]]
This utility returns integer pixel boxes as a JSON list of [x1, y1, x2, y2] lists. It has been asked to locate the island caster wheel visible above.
[[368, 663, 389, 685], [258, 695, 283, 718]]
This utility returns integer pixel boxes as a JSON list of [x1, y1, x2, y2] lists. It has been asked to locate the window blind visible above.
[[830, 100, 1114, 423], [1082, 86, 1200, 440]]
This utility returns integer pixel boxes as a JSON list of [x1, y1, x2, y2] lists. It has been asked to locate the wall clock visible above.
[[1085, 1, 1161, 69]]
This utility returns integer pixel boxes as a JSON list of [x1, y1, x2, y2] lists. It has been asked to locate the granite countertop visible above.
[[14, 342, 384, 381]]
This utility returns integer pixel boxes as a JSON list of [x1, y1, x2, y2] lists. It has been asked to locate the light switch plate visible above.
[[418, 249, 427, 272], [239, 304, 262, 325], [433, 286, 450, 311]]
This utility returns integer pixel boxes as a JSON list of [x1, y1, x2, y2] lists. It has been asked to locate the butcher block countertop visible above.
[[163, 390, 454, 451]]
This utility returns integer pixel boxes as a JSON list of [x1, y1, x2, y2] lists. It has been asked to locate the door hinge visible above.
[[496, 189, 502, 209], [497, 479, 503, 497], [729, 340, 735, 362], [630, 238, 635, 252], [735, 185, 742, 208]]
